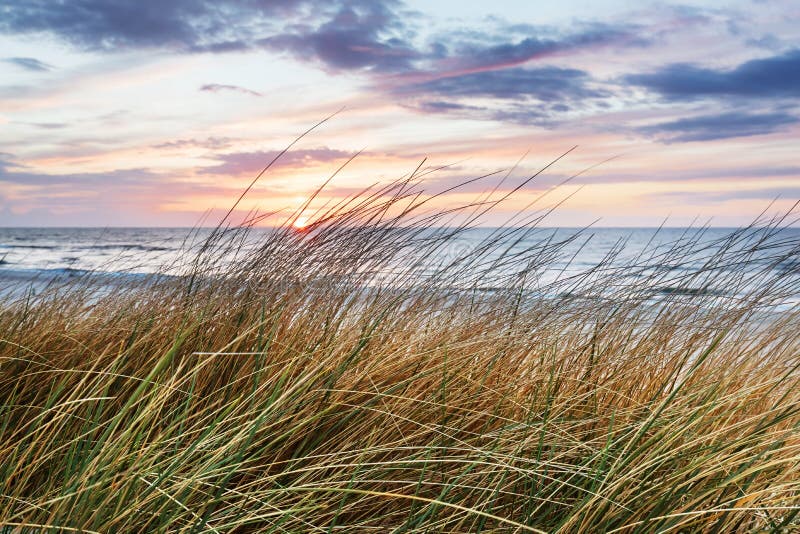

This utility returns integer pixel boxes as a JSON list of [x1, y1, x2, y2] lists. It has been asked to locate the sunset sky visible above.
[[1, 0, 798, 226]]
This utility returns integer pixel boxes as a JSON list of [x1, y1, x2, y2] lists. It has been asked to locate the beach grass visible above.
[[0, 168, 799, 533]]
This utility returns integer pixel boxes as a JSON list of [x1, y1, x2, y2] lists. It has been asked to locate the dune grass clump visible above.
[[0, 161, 799, 533]]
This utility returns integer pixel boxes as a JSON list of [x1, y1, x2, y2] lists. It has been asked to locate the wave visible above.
[[0, 244, 58, 250], [85, 244, 173, 252], [656, 285, 725, 297], [0, 266, 178, 282], [0, 243, 173, 252]]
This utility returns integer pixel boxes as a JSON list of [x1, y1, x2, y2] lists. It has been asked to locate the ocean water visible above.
[[0, 226, 798, 308]]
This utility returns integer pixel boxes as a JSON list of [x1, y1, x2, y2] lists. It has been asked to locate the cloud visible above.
[[199, 83, 262, 97], [410, 100, 560, 126], [0, 159, 240, 226], [152, 137, 237, 150], [0, 154, 26, 175], [0, 0, 649, 80], [0, 164, 161, 187], [0, 0, 433, 74], [408, 67, 602, 102], [379, 20, 652, 125], [443, 22, 649, 73], [746, 34, 785, 51], [2, 56, 53, 71], [0, 153, 232, 206], [626, 49, 800, 100], [412, 102, 492, 118], [200, 148, 352, 175], [0, 0, 419, 73], [411, 170, 540, 196], [258, 1, 421, 72], [260, 12, 648, 75], [489, 106, 554, 126], [361, 19, 655, 127], [0, 0, 649, 129], [0, 0, 305, 51], [414, 101, 486, 113], [638, 111, 798, 142], [547, 164, 800, 186], [653, 187, 800, 203], [24, 122, 70, 129], [686, 165, 800, 180]]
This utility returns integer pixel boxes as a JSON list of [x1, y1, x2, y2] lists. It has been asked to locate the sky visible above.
[[0, 0, 798, 227]]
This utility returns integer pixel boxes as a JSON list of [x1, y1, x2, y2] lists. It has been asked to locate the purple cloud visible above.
[[406, 67, 602, 102], [442, 22, 649, 73], [259, 1, 420, 72], [0, 0, 647, 129], [396, 67, 606, 125], [626, 49, 800, 100], [0, 0, 649, 79], [415, 101, 487, 113], [200, 148, 352, 175], [0, 0, 416, 71], [0, 164, 162, 187], [0, 0, 309, 51], [638, 111, 798, 143]]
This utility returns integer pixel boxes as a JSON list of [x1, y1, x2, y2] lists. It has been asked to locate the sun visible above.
[[292, 216, 309, 230]]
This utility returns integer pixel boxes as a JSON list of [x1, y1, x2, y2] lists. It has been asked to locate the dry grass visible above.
[[1, 153, 799, 533]]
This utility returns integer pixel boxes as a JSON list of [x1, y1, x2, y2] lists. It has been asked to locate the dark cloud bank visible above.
[[626, 49, 800, 100]]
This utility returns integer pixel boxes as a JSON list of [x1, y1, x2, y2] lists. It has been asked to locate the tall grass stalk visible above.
[[1, 146, 799, 532]]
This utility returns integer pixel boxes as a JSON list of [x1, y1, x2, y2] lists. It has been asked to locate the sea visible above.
[[1, 227, 798, 309]]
